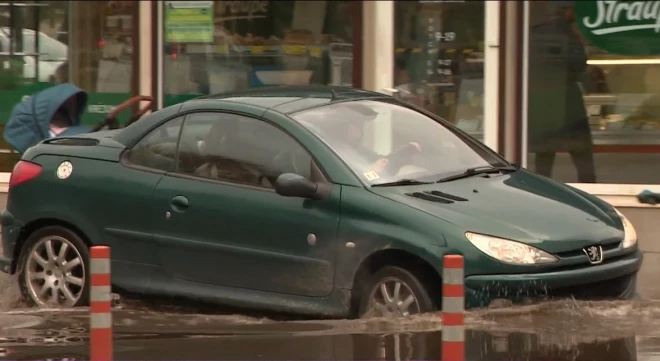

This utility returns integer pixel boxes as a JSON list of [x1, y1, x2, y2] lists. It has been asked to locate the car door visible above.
[[151, 111, 342, 298], [104, 116, 184, 269]]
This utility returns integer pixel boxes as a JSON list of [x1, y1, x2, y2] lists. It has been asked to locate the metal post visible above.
[[33, 0, 39, 82]]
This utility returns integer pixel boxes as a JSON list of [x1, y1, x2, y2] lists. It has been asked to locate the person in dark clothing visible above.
[[528, 2, 596, 183], [335, 111, 422, 176]]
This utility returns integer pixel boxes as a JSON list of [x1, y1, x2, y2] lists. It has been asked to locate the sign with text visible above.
[[576, 0, 660, 55], [165, 1, 214, 43]]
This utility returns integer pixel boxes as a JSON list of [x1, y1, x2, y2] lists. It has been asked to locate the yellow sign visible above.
[[309, 47, 323, 57], [283, 44, 306, 55]]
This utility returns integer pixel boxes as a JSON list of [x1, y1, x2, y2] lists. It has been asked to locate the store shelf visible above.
[[183, 44, 329, 57], [591, 129, 660, 145]]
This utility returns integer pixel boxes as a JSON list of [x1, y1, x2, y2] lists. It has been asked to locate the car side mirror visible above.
[[275, 173, 327, 200]]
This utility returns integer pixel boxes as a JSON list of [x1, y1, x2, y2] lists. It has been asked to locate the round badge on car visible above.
[[56, 161, 73, 179]]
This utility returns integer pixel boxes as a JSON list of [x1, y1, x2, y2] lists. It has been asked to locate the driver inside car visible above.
[[340, 118, 422, 176], [193, 120, 267, 185]]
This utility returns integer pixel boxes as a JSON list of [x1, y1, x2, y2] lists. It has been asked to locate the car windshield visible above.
[[290, 99, 510, 185]]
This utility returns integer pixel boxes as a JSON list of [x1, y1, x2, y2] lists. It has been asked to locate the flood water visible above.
[[2, 299, 660, 360], [4, 273, 660, 360]]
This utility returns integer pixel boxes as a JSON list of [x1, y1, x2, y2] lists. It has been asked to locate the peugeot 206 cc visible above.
[[0, 86, 642, 318]]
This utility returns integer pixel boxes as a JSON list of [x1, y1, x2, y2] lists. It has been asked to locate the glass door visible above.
[[524, 1, 660, 184], [393, 0, 486, 142], [156, 0, 362, 108]]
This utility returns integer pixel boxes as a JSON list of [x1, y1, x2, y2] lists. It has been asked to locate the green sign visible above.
[[165, 1, 214, 43], [576, 1, 660, 56]]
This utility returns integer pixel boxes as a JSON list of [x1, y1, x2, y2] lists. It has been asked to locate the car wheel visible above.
[[358, 266, 434, 318], [17, 226, 89, 308]]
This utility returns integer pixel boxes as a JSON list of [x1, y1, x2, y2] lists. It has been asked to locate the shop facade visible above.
[[0, 1, 658, 218], [360, 0, 660, 216], [0, 0, 144, 173]]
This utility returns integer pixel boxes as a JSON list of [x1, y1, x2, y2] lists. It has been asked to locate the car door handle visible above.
[[170, 195, 189, 212]]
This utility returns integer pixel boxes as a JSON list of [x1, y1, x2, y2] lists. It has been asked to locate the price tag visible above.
[[251, 46, 264, 54], [217, 44, 229, 54], [283, 44, 306, 55], [309, 47, 323, 57]]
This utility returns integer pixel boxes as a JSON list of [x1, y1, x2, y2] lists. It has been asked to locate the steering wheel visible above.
[[92, 95, 154, 131]]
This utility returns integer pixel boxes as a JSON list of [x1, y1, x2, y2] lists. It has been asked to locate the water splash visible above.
[[0, 274, 24, 311]]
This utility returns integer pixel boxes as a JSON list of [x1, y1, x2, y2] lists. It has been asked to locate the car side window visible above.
[[177, 112, 313, 188], [125, 117, 183, 171]]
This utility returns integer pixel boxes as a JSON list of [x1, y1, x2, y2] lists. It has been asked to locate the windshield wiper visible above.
[[372, 179, 433, 187], [436, 165, 518, 183]]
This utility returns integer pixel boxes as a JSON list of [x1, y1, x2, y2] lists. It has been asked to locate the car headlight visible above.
[[465, 232, 558, 265], [615, 208, 637, 249]]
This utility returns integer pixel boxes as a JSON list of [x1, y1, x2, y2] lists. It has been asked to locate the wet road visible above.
[[2, 300, 660, 360], [3, 259, 660, 360]]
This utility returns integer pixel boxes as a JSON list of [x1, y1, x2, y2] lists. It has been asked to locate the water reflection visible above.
[[0, 329, 638, 361]]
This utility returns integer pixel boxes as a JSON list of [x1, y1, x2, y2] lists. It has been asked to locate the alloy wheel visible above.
[[24, 235, 86, 307], [366, 277, 421, 318]]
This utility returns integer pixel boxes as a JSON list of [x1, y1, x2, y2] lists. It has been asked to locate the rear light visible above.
[[9, 160, 42, 188]]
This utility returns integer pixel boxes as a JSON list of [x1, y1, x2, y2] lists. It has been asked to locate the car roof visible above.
[[113, 86, 392, 148], [190, 85, 391, 114]]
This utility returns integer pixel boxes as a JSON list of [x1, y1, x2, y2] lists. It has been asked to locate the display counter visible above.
[[583, 94, 660, 146]]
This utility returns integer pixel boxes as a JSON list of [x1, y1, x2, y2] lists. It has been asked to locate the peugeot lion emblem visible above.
[[583, 245, 603, 265]]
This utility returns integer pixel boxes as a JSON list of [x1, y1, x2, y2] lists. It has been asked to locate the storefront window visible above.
[[161, 0, 357, 107], [0, 1, 137, 172], [526, 0, 660, 184], [393, 0, 485, 141]]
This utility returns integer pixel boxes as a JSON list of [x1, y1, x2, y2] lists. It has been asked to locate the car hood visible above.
[[369, 169, 624, 254]]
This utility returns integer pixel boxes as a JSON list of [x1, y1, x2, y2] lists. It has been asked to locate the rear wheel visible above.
[[358, 266, 435, 318], [17, 226, 89, 307]]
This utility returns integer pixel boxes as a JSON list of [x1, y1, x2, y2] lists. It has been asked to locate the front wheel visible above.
[[17, 226, 89, 308], [358, 266, 435, 318]]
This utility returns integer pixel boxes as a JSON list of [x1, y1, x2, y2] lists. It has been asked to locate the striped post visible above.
[[441, 255, 465, 361], [90, 246, 112, 361]]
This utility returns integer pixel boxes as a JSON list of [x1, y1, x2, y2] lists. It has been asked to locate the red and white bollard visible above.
[[90, 246, 112, 361], [441, 255, 465, 361]]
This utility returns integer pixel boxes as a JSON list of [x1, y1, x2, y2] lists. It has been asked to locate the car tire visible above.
[[17, 226, 90, 308], [358, 266, 435, 318]]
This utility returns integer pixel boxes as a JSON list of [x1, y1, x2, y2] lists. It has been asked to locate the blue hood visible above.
[[3, 83, 89, 153]]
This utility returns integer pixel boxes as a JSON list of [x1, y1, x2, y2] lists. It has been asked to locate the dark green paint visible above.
[[575, 0, 660, 56], [0, 87, 643, 317]]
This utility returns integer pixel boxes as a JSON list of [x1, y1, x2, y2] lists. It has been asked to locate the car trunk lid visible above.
[[23, 130, 126, 162]]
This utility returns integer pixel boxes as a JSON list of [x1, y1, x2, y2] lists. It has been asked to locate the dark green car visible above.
[[0, 86, 642, 318]]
